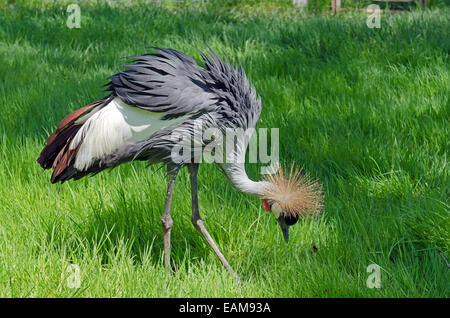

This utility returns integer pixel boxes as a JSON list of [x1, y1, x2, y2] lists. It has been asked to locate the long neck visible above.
[[217, 125, 270, 196], [220, 163, 269, 197]]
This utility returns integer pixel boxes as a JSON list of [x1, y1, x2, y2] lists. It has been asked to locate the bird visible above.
[[37, 47, 323, 279]]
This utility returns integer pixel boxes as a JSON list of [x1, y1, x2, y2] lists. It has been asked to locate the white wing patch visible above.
[[71, 97, 188, 171]]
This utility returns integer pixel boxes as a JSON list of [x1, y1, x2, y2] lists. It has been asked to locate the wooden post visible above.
[[293, 0, 308, 8], [419, 0, 428, 8], [331, 0, 341, 14]]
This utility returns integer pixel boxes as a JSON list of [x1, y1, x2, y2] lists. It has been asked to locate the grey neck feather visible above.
[[220, 162, 270, 197]]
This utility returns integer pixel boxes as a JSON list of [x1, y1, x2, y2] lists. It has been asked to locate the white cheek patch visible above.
[[272, 203, 282, 219]]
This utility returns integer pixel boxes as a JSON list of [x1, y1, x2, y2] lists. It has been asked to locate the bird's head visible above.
[[261, 165, 323, 243]]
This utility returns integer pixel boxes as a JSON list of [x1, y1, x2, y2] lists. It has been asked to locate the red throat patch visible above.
[[262, 199, 271, 212]]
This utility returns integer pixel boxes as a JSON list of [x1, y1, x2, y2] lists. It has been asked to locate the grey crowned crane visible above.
[[37, 48, 322, 278]]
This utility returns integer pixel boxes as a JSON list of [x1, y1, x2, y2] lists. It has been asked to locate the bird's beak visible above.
[[277, 217, 289, 244]]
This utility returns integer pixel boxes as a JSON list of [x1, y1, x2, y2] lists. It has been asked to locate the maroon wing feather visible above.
[[37, 97, 110, 182]]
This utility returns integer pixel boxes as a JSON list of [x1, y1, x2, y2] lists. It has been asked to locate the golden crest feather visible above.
[[263, 163, 323, 218]]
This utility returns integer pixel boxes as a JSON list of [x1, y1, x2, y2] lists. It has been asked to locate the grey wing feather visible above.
[[105, 47, 262, 166], [107, 48, 217, 118]]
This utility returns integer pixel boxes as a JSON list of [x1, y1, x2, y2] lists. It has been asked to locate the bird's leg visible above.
[[188, 164, 240, 282], [161, 167, 178, 271]]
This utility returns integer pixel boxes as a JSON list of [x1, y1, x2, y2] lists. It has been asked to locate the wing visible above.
[[106, 48, 217, 119]]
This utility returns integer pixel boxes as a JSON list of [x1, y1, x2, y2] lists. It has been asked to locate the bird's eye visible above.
[[262, 200, 284, 219]]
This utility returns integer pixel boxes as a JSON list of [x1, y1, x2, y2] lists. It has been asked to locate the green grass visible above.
[[0, 1, 448, 297]]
